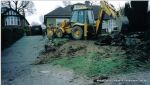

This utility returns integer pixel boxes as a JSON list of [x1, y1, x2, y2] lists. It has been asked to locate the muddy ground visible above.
[[35, 38, 150, 85], [35, 40, 125, 64], [2, 35, 150, 85]]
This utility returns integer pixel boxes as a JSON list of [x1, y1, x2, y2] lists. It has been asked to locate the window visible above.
[[13, 17, 14, 25], [78, 11, 84, 23], [87, 10, 94, 24], [5, 16, 20, 26], [13, 16, 16, 25], [11, 11, 13, 15], [14, 16, 16, 25], [11, 17, 13, 25], [8, 17, 11, 25], [71, 11, 78, 22], [71, 10, 94, 24]]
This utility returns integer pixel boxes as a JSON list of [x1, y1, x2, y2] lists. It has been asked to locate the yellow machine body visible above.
[[47, 0, 127, 40]]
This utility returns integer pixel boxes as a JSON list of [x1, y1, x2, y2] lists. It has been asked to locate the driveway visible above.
[[2, 36, 150, 85], [1, 36, 92, 85]]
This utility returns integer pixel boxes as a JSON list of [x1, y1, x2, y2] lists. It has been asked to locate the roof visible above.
[[45, 4, 114, 20], [1, 7, 29, 25], [73, 3, 85, 5], [45, 5, 72, 18], [1, 7, 9, 14]]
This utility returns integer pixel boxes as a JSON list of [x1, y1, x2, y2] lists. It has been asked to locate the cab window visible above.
[[87, 10, 94, 24], [78, 11, 84, 23], [71, 11, 78, 22]]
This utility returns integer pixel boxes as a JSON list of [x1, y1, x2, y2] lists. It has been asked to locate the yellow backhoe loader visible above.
[[47, 0, 128, 40]]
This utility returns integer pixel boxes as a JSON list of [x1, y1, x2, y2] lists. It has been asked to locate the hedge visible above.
[[1, 28, 24, 50]]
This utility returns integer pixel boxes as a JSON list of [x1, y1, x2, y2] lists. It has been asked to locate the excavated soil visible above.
[[35, 40, 124, 64]]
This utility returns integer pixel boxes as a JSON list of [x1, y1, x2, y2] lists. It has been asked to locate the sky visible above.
[[26, 0, 149, 25]]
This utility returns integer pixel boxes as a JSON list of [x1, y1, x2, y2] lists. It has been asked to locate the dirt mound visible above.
[[34, 40, 125, 64], [54, 40, 124, 58], [55, 40, 89, 57]]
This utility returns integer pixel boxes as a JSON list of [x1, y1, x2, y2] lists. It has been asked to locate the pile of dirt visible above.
[[54, 40, 124, 58], [55, 41, 87, 57], [35, 33, 150, 66], [125, 40, 150, 64], [34, 39, 126, 65]]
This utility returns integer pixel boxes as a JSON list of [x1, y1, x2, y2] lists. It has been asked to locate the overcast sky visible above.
[[26, 0, 149, 25]]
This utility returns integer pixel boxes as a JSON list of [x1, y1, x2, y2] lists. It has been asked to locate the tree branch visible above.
[[13, 1, 18, 11], [8, 1, 12, 8], [1, 1, 36, 15]]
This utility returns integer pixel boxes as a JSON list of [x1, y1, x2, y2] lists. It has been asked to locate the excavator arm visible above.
[[96, 0, 119, 34]]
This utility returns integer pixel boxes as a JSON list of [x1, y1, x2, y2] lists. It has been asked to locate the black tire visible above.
[[71, 26, 83, 40], [56, 29, 63, 38]]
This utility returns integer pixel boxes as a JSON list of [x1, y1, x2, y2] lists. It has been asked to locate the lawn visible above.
[[49, 51, 137, 77]]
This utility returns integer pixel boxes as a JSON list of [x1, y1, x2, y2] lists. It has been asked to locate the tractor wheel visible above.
[[56, 29, 63, 38], [47, 30, 54, 40], [72, 26, 83, 40]]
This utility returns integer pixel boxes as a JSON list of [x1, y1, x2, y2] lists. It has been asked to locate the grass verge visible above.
[[48, 51, 139, 77]]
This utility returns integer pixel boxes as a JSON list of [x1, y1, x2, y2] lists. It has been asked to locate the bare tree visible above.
[[1, 1, 36, 16], [90, 1, 99, 6], [62, 0, 71, 6]]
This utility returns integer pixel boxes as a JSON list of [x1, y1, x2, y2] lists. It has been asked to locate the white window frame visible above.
[[5, 16, 17, 26], [11, 11, 13, 15], [10, 17, 12, 25], [9, 11, 11, 15], [8, 17, 11, 25], [13, 16, 16, 25]]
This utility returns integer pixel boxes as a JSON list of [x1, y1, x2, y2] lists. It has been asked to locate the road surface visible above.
[[1, 36, 91, 85]]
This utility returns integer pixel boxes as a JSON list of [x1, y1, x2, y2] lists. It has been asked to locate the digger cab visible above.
[[70, 4, 96, 39], [70, 5, 95, 26]]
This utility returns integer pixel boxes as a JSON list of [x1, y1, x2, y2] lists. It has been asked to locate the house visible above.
[[102, 17, 117, 33], [1, 7, 30, 49], [44, 5, 72, 27], [44, 2, 117, 33], [1, 7, 29, 29]]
